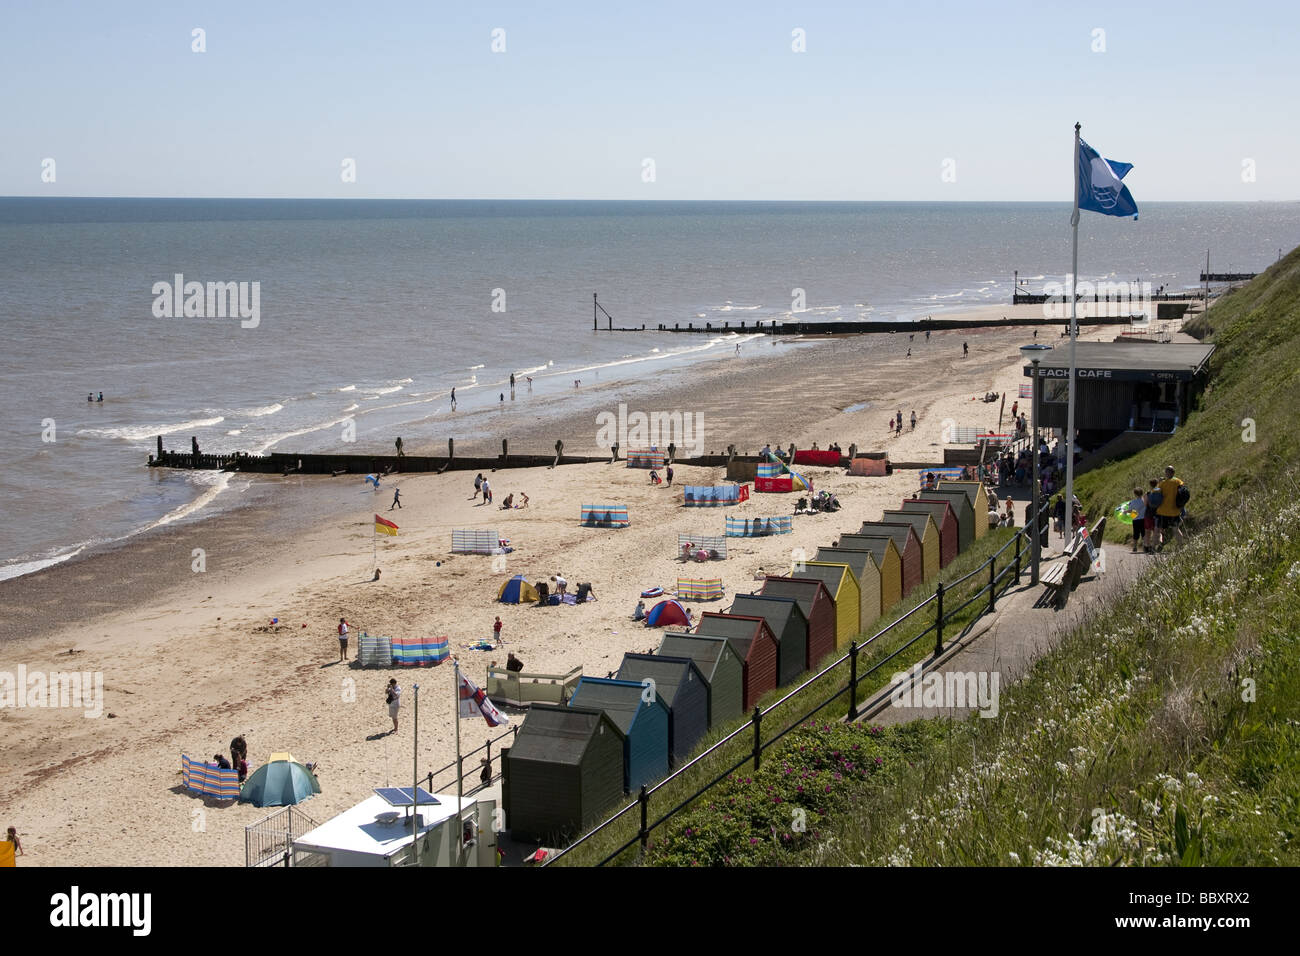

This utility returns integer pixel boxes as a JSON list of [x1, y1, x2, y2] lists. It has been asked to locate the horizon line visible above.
[[2, 195, 1297, 205]]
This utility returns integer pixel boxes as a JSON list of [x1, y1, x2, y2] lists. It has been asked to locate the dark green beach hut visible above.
[[917, 488, 976, 554], [657, 632, 745, 728], [728, 594, 809, 687], [501, 703, 626, 843]]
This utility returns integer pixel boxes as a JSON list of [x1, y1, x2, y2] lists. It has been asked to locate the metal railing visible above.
[[245, 805, 321, 867], [544, 502, 1052, 867], [423, 725, 518, 798]]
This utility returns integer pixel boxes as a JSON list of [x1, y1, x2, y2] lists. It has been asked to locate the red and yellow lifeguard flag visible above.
[[374, 514, 399, 536]]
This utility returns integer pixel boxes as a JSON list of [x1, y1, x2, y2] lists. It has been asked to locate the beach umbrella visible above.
[[238, 755, 321, 807]]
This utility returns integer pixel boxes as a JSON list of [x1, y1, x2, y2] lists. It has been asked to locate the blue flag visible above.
[[1077, 139, 1138, 219]]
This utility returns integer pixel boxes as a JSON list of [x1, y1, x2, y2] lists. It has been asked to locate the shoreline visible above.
[[0, 305, 1136, 866]]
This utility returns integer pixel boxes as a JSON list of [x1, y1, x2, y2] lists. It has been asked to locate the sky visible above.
[[3, 0, 1297, 201]]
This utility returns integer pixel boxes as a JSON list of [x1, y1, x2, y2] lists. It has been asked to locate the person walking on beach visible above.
[[337, 618, 349, 661], [736, 343, 741, 354], [395, 436, 404, 457], [450, 387, 456, 411], [963, 341, 969, 357], [895, 417, 903, 437], [510, 372, 516, 397], [493, 615, 503, 643], [925, 328, 931, 342], [666, 465, 673, 486], [481, 477, 492, 505], [386, 679, 401, 733], [97, 392, 103, 402], [389, 488, 402, 510], [472, 473, 483, 501], [910, 410, 917, 431]]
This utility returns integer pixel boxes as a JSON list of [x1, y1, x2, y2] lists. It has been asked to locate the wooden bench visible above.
[[1035, 539, 1089, 610]]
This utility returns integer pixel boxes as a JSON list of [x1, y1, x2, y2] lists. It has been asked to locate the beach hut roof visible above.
[[856, 523, 919, 554], [616, 654, 703, 709], [757, 576, 830, 623], [729, 593, 807, 633], [658, 633, 729, 682], [510, 705, 623, 766], [568, 678, 664, 735], [814, 547, 880, 578], [832, 535, 896, 565]]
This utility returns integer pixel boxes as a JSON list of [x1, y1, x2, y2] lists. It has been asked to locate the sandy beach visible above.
[[0, 304, 1139, 866]]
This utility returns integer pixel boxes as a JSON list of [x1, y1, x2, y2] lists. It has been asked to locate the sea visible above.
[[2, 198, 1297, 579]]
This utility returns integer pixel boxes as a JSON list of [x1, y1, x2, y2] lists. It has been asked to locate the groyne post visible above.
[[667, 442, 676, 465], [552, 440, 563, 469], [610, 443, 619, 465], [501, 438, 508, 469]]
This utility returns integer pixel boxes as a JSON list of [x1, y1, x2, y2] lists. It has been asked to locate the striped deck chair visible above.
[[724, 515, 793, 536], [626, 450, 665, 469], [452, 530, 500, 554], [181, 754, 242, 799], [357, 632, 393, 668], [391, 636, 450, 666], [580, 504, 630, 527], [677, 577, 725, 601]]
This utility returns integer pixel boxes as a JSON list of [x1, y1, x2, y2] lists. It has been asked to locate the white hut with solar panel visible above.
[[291, 785, 499, 867]]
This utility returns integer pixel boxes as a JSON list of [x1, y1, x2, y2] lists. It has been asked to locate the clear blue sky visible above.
[[3, 0, 1296, 200]]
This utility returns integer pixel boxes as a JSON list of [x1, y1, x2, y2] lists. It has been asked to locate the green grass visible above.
[[791, 485, 1300, 866], [553, 527, 1020, 866]]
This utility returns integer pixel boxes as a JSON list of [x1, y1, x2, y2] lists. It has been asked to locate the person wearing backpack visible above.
[[1155, 465, 1185, 549]]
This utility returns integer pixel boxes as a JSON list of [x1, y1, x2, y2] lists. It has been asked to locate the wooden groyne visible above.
[[598, 314, 1141, 335], [148, 438, 942, 476]]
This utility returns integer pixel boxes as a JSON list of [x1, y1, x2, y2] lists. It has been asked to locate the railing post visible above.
[[638, 785, 650, 855], [848, 641, 860, 720], [751, 706, 763, 771], [988, 557, 997, 613], [934, 581, 945, 656]]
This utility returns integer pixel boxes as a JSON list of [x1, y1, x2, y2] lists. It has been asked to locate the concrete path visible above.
[[854, 530, 1149, 726]]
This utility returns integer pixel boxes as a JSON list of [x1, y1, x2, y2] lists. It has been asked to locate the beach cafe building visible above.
[[1023, 342, 1215, 457]]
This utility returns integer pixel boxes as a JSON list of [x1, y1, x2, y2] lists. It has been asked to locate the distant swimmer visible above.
[[97, 392, 104, 402], [450, 387, 456, 410], [87, 393, 93, 402], [526, 376, 533, 389], [574, 379, 580, 388], [906, 348, 911, 358], [736, 343, 741, 354], [925, 329, 931, 342]]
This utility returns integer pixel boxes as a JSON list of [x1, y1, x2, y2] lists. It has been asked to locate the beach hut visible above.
[[791, 561, 860, 647], [917, 489, 976, 554], [940, 481, 990, 541], [852, 525, 923, 598], [644, 599, 691, 628], [815, 547, 883, 630], [291, 790, 494, 868], [567, 678, 670, 792], [497, 575, 540, 605], [728, 595, 809, 687], [759, 576, 837, 670], [616, 653, 709, 764], [881, 510, 941, 584], [693, 612, 780, 711], [900, 499, 959, 569], [830, 536, 902, 613], [657, 633, 744, 728], [501, 704, 626, 842]]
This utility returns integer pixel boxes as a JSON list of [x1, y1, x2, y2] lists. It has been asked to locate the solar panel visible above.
[[374, 787, 440, 807]]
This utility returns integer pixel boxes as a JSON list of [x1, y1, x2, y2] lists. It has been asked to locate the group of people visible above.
[[500, 491, 528, 509], [86, 392, 104, 402], [1124, 465, 1187, 553], [211, 735, 250, 784], [648, 466, 674, 485], [887, 410, 916, 436]]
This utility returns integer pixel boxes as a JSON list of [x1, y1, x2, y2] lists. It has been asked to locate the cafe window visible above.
[[1043, 379, 1070, 404]]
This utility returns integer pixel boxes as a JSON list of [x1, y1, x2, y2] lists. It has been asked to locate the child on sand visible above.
[[338, 618, 349, 661], [386, 679, 401, 732], [493, 616, 503, 642], [6, 826, 22, 856]]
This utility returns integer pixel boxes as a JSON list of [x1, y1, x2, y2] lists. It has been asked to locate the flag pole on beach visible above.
[[412, 682, 420, 866], [1066, 122, 1082, 551], [453, 658, 463, 856], [1065, 123, 1137, 550]]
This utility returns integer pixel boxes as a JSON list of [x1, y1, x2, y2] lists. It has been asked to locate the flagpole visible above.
[[412, 682, 420, 866], [454, 658, 463, 856], [1065, 121, 1081, 552]]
